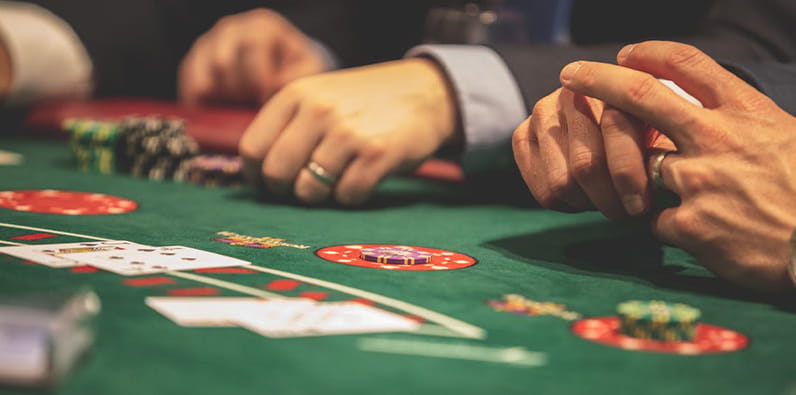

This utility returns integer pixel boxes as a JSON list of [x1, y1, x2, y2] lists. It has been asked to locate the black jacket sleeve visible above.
[[22, 0, 429, 99], [491, 0, 796, 112], [722, 61, 796, 116]]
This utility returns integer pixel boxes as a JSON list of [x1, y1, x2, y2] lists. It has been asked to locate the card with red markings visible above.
[[0, 241, 151, 268], [67, 245, 250, 276], [146, 297, 420, 337]]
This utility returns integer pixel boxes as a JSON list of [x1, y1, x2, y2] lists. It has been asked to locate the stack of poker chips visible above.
[[173, 154, 245, 187], [617, 300, 701, 342], [64, 119, 123, 174], [64, 116, 248, 187], [359, 246, 433, 265], [116, 117, 200, 180]]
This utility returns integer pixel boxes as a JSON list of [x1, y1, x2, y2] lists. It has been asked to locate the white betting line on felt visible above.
[[357, 338, 547, 367], [0, 222, 487, 340]]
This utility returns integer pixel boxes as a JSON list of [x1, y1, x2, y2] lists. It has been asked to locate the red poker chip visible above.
[[0, 190, 138, 215], [571, 317, 748, 355], [315, 244, 477, 271]]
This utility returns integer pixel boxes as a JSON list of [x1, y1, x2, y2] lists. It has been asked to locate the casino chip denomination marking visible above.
[[316, 244, 477, 271], [0, 190, 138, 215], [571, 317, 748, 354]]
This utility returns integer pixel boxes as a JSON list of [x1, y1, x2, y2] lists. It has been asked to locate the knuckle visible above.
[[600, 109, 632, 134], [511, 120, 531, 148], [248, 8, 280, 22], [569, 150, 604, 182], [360, 141, 389, 160], [626, 76, 658, 104], [666, 44, 706, 70], [610, 161, 643, 190], [546, 172, 575, 201], [676, 164, 713, 192], [330, 126, 358, 143], [671, 209, 702, 242]]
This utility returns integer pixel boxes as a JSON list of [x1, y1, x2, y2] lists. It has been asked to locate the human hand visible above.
[[178, 8, 327, 107], [238, 58, 460, 206], [560, 40, 796, 291], [512, 87, 675, 219]]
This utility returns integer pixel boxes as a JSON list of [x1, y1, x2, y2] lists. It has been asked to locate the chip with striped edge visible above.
[[316, 244, 477, 271], [571, 316, 748, 355]]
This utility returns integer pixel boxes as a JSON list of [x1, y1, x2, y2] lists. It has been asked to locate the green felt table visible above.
[[0, 135, 795, 395]]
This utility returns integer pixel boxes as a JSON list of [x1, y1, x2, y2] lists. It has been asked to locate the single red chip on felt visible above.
[[123, 277, 175, 287], [316, 244, 477, 271], [70, 265, 98, 273], [10, 232, 57, 241], [266, 279, 301, 291], [0, 190, 138, 215], [168, 287, 220, 296], [193, 267, 257, 274], [299, 291, 328, 301], [571, 317, 748, 355]]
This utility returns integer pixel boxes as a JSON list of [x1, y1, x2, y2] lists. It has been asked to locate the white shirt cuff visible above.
[[0, 1, 93, 107], [406, 44, 527, 173]]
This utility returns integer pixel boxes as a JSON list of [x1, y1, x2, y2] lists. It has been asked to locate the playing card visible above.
[[68, 245, 250, 275], [145, 297, 269, 327], [231, 298, 319, 337], [235, 301, 419, 338], [0, 241, 151, 268]]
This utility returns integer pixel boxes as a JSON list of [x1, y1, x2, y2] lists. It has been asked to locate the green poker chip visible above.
[[617, 300, 701, 342]]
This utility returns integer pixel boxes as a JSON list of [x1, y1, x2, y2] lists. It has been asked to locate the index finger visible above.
[[560, 61, 707, 153]]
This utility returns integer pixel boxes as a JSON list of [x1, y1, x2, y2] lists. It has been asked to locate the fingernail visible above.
[[622, 194, 646, 216], [560, 62, 582, 82], [617, 44, 636, 64]]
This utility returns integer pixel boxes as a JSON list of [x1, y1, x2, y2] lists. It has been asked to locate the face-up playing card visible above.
[[0, 241, 151, 268], [234, 301, 420, 338], [145, 297, 271, 327], [67, 245, 250, 275]]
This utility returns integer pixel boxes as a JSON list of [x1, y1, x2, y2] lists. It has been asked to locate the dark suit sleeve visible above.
[[22, 0, 429, 99], [491, 0, 796, 112], [722, 61, 796, 116]]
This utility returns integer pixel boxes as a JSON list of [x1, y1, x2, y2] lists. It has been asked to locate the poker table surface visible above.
[[1, 134, 795, 395]]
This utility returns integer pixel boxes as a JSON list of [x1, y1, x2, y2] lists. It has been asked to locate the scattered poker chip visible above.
[[0, 190, 138, 215], [359, 246, 433, 265], [174, 155, 244, 187], [617, 300, 700, 342], [571, 317, 748, 355], [316, 244, 477, 271], [487, 294, 581, 320]]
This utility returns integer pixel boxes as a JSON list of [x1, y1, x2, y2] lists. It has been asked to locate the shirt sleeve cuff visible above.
[[310, 38, 340, 71], [0, 1, 93, 107], [406, 44, 527, 173]]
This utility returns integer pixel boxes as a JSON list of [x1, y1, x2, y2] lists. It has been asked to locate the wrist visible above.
[[0, 37, 11, 98], [409, 58, 463, 148]]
